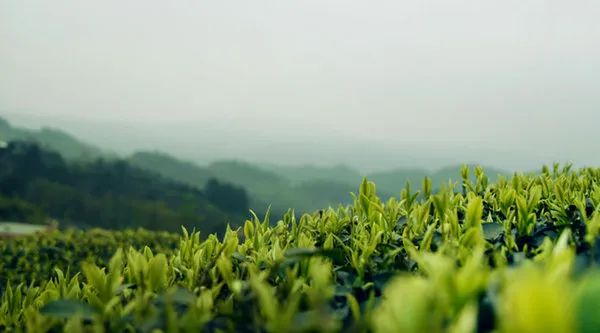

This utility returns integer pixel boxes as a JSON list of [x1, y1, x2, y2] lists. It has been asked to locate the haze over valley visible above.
[[2, 1, 600, 172]]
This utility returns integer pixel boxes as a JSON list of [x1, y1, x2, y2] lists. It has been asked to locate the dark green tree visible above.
[[205, 178, 249, 214]]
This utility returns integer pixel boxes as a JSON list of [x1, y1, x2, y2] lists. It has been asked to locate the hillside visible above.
[[260, 163, 362, 186], [128, 151, 213, 188], [0, 117, 512, 216], [128, 154, 278, 212], [128, 154, 360, 214], [0, 116, 109, 161], [0, 141, 247, 234], [206, 160, 366, 213], [128, 151, 511, 214]]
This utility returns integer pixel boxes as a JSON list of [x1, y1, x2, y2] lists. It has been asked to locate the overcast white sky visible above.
[[1, 0, 599, 171]]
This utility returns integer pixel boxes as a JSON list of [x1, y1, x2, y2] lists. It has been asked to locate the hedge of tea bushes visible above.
[[0, 229, 179, 289], [1, 164, 600, 332]]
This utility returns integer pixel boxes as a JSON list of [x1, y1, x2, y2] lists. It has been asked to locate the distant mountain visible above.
[[292, 179, 358, 209], [368, 165, 510, 195], [128, 151, 511, 214], [0, 141, 247, 234], [208, 160, 288, 197], [260, 163, 362, 186], [207, 160, 297, 213], [0, 116, 108, 161], [128, 151, 213, 188], [367, 168, 430, 195], [431, 165, 507, 184], [261, 162, 511, 197], [127, 154, 363, 214], [127, 153, 278, 212], [205, 161, 400, 212], [1, 116, 512, 217]]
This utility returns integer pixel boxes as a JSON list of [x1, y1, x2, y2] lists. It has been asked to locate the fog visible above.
[[1, 0, 599, 171]]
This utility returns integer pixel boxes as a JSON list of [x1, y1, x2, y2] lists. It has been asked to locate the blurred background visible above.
[[1, 0, 599, 234]]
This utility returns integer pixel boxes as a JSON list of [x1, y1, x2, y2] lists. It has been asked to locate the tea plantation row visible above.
[[1, 165, 600, 332]]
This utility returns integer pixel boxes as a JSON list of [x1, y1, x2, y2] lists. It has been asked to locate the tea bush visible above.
[[0, 229, 179, 289], [1, 164, 600, 332]]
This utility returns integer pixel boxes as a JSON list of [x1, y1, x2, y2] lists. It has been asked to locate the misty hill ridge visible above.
[[0, 141, 248, 233], [129, 150, 509, 214], [259, 163, 362, 185], [130, 152, 353, 213], [1, 115, 510, 214], [129, 151, 213, 188], [0, 116, 108, 160]]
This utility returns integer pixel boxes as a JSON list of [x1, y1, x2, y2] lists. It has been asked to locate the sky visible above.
[[1, 0, 599, 171]]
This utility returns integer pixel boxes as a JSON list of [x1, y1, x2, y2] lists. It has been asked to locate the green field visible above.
[[1, 165, 600, 332]]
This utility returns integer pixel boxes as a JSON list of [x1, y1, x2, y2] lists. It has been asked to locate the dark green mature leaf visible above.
[[482, 223, 504, 241], [40, 300, 97, 320], [285, 248, 345, 263]]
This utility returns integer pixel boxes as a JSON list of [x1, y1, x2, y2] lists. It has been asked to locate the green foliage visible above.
[[0, 116, 107, 161], [0, 165, 600, 332], [0, 141, 245, 233], [0, 194, 48, 224], [128, 151, 214, 189], [205, 178, 249, 214], [0, 229, 179, 288]]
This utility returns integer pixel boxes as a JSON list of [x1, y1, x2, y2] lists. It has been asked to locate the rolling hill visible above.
[[128, 154, 361, 214], [0, 116, 109, 161], [128, 151, 213, 188], [259, 163, 362, 186], [1, 115, 511, 217], [0, 141, 247, 234]]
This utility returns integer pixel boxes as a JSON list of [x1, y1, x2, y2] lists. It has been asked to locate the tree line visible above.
[[0, 141, 249, 234]]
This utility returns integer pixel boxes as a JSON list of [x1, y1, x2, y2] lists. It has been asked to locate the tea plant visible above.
[[0, 229, 179, 289], [1, 164, 600, 332]]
